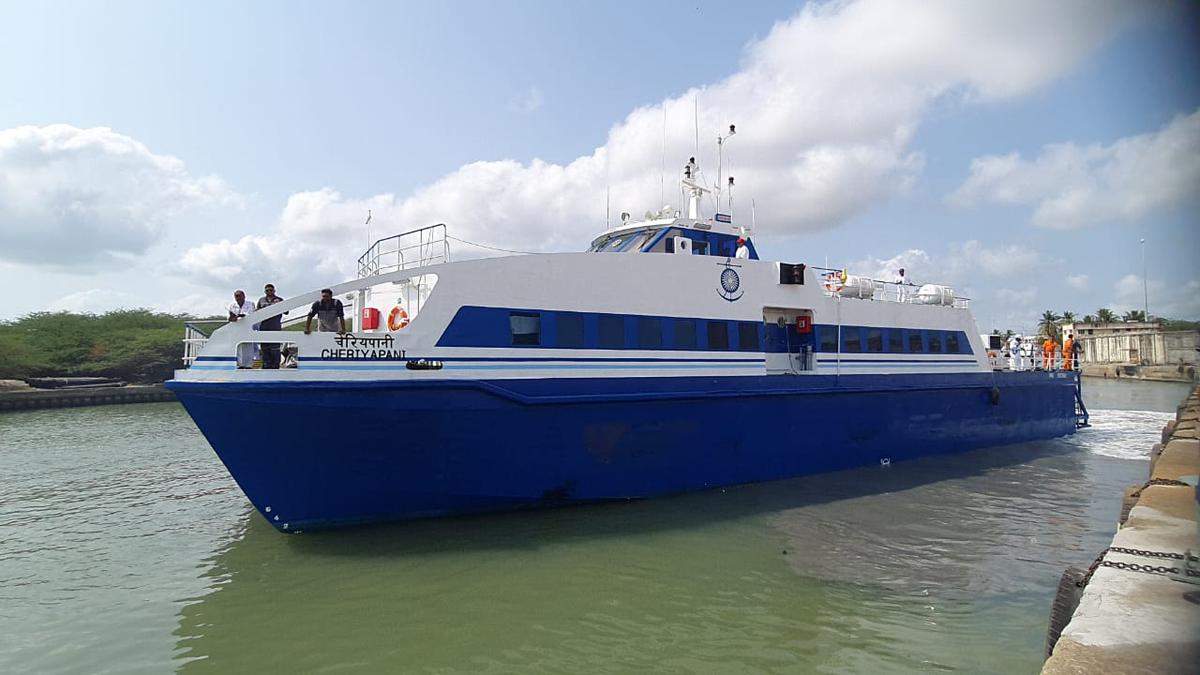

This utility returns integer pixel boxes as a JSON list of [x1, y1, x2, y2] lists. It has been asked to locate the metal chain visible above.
[[1076, 547, 1200, 587], [1128, 478, 1191, 498]]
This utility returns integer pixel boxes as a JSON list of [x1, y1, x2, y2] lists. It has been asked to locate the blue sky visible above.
[[1, 0, 1197, 332]]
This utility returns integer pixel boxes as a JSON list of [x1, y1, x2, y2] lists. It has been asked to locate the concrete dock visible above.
[[1043, 386, 1200, 674], [0, 381, 175, 412]]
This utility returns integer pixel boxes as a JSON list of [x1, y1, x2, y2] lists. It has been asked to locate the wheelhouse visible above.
[[587, 218, 759, 260]]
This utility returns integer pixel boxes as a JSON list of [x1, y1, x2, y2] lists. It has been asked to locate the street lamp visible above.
[[1140, 238, 1148, 322]]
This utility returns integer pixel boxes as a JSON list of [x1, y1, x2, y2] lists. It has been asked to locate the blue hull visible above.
[[167, 371, 1079, 532]]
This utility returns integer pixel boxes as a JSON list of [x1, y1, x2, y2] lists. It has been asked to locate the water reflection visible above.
[[172, 440, 1131, 674]]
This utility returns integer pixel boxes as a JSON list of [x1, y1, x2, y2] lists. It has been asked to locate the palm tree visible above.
[[1061, 311, 1076, 323], [1039, 310, 1061, 337], [1096, 308, 1116, 323], [1122, 309, 1146, 322], [1082, 314, 1097, 324]]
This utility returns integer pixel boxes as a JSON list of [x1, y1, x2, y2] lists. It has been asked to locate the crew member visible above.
[[256, 283, 287, 369], [227, 289, 256, 369], [1008, 335, 1024, 371], [1063, 333, 1075, 371], [305, 288, 347, 335], [735, 237, 750, 259], [1042, 335, 1058, 370], [895, 268, 908, 301]]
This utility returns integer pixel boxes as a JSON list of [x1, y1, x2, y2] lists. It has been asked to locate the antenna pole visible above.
[[661, 106, 666, 208], [365, 209, 372, 249]]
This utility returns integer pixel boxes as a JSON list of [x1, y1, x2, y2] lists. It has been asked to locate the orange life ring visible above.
[[387, 306, 409, 331], [823, 271, 845, 293]]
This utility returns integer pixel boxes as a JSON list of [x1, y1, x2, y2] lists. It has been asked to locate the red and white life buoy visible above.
[[823, 270, 846, 293], [388, 306, 410, 331]]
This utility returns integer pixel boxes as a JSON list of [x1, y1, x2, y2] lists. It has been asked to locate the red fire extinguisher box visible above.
[[361, 307, 381, 331]]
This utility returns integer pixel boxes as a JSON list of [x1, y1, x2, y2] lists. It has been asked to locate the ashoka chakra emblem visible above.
[[720, 268, 740, 293]]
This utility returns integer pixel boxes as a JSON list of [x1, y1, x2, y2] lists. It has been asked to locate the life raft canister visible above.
[[388, 306, 410, 331]]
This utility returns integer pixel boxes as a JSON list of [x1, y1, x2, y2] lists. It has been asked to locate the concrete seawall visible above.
[[0, 384, 175, 412], [1043, 386, 1200, 674], [1081, 363, 1198, 384]]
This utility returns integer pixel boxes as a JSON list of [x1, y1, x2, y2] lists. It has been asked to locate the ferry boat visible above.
[[168, 153, 1087, 533]]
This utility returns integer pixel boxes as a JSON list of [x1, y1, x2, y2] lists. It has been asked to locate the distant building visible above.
[[1061, 321, 1199, 366]]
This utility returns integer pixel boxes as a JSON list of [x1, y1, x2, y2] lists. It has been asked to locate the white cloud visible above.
[[178, 0, 1146, 291], [0, 125, 238, 268], [508, 86, 544, 113], [1110, 274, 1200, 319], [949, 108, 1200, 229], [944, 240, 1041, 277], [995, 287, 1038, 306], [845, 249, 933, 282], [1066, 273, 1089, 291], [47, 289, 142, 314]]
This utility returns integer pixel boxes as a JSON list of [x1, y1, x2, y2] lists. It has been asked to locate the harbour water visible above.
[[0, 378, 1190, 674]]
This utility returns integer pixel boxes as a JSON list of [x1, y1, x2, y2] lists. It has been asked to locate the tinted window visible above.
[[842, 328, 862, 353], [946, 332, 961, 353], [556, 313, 584, 348], [674, 319, 697, 349], [928, 331, 942, 353], [819, 327, 838, 352], [866, 328, 883, 352], [737, 322, 760, 351], [707, 321, 729, 350], [637, 317, 663, 349], [510, 312, 540, 346], [908, 330, 924, 353], [599, 315, 624, 349], [887, 329, 903, 353]]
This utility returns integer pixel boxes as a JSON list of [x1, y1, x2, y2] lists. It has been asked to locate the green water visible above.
[[0, 379, 1190, 673]]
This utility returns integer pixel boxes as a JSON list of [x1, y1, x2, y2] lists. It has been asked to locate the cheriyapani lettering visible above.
[[320, 348, 408, 360]]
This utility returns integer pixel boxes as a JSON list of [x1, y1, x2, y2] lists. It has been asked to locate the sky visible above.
[[1, 0, 1198, 333]]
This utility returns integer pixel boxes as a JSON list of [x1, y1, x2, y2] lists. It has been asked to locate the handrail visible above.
[[357, 223, 449, 278]]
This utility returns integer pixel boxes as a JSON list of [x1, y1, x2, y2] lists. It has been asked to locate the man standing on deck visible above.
[[1042, 334, 1058, 370], [256, 284, 286, 369], [227, 289, 256, 368], [1008, 335, 1024, 371], [1063, 333, 1075, 371], [895, 268, 908, 301], [305, 288, 347, 335], [735, 237, 750, 259]]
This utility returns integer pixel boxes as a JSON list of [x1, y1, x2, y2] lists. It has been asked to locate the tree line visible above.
[[0, 310, 218, 384], [1031, 309, 1199, 339]]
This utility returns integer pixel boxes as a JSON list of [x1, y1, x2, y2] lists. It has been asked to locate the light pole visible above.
[[1140, 238, 1148, 322]]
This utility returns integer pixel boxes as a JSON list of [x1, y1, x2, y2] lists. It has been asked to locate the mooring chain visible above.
[[1076, 546, 1199, 587], [1128, 477, 1191, 499]]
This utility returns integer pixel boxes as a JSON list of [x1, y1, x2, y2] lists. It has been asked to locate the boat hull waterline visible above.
[[168, 370, 1078, 532]]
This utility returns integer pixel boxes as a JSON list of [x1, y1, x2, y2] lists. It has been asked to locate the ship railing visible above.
[[181, 303, 352, 368], [357, 223, 449, 279], [811, 266, 970, 308]]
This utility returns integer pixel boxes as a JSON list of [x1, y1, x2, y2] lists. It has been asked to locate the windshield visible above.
[[589, 228, 660, 253]]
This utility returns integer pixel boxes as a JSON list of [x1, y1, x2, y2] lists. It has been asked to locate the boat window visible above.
[[887, 329, 903, 353], [737, 322, 760, 351], [509, 312, 540, 346], [866, 328, 883, 352], [599, 315, 624, 349], [638, 317, 663, 349], [556, 313, 585, 348], [842, 327, 862, 353], [674, 319, 697, 349], [819, 326, 838, 352], [928, 331, 943, 353], [907, 330, 924, 353], [707, 321, 729, 350], [946, 332, 961, 353]]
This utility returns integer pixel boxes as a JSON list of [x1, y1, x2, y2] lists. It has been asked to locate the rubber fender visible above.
[[989, 386, 1001, 406], [1045, 565, 1086, 660]]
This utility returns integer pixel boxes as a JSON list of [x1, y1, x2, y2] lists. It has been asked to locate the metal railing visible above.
[[181, 310, 330, 368], [357, 223, 449, 279]]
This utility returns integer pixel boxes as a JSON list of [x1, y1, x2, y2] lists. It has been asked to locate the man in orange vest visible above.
[[1063, 333, 1075, 371], [1042, 335, 1058, 370]]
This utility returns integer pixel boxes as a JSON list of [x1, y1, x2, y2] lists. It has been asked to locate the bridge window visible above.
[[599, 315, 624, 349], [638, 317, 663, 349], [707, 321, 730, 350], [556, 313, 584, 348], [907, 330, 924, 353], [737, 322, 760, 351], [509, 312, 540, 346], [928, 331, 943, 353], [887, 329, 903, 353], [866, 328, 883, 352]]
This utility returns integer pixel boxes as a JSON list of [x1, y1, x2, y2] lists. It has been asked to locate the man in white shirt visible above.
[[735, 237, 750, 259], [227, 289, 257, 368], [1008, 335, 1024, 371], [895, 268, 908, 301]]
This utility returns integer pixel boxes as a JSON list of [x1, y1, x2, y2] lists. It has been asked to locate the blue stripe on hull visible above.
[[166, 372, 1079, 531]]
